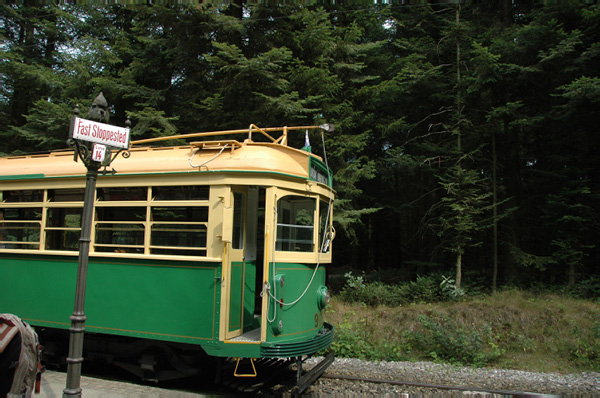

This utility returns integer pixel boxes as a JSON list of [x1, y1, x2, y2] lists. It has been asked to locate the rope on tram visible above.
[[264, 130, 334, 322], [189, 144, 229, 169]]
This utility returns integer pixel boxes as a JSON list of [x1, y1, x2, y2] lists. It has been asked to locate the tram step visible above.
[[219, 357, 292, 393]]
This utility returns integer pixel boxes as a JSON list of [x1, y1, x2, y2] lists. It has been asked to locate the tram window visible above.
[[45, 208, 81, 251], [151, 207, 208, 222], [151, 248, 207, 256], [0, 222, 40, 245], [152, 186, 209, 201], [150, 207, 208, 255], [276, 196, 315, 252], [319, 200, 331, 253], [94, 207, 145, 253], [232, 192, 245, 250], [150, 224, 207, 255], [1, 190, 44, 203], [48, 189, 85, 202], [0, 208, 41, 249], [2, 208, 42, 221], [97, 187, 147, 201], [95, 224, 144, 253], [96, 207, 145, 221]]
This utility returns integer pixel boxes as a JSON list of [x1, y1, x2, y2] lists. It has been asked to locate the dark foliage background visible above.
[[2, 1, 599, 292]]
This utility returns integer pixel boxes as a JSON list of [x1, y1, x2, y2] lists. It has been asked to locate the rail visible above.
[[321, 373, 555, 397], [131, 124, 334, 146]]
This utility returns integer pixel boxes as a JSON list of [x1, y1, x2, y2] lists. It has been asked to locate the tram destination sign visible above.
[[310, 163, 329, 185], [71, 116, 130, 149]]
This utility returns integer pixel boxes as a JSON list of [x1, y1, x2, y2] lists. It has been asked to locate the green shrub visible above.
[[329, 308, 372, 359], [330, 315, 410, 362], [569, 311, 600, 371], [339, 272, 464, 306], [405, 274, 448, 302], [567, 276, 600, 300], [331, 322, 370, 359], [404, 313, 503, 367]]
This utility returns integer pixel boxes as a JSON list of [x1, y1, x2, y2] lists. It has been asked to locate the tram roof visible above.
[[0, 125, 332, 185]]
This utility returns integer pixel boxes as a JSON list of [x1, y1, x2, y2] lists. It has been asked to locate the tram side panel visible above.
[[84, 258, 219, 343], [1, 254, 75, 328], [0, 254, 221, 344], [266, 263, 327, 343]]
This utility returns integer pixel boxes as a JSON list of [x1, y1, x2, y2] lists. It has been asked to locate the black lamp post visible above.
[[63, 94, 130, 398]]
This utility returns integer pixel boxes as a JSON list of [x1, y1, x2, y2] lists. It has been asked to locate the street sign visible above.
[[91, 144, 107, 163], [71, 116, 130, 149]]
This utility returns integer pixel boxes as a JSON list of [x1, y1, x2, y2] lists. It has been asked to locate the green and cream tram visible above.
[[0, 124, 335, 385]]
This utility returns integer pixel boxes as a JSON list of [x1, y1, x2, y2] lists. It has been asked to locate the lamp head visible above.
[[319, 123, 335, 132]]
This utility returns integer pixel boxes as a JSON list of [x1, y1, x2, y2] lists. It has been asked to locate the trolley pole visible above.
[[63, 94, 130, 398]]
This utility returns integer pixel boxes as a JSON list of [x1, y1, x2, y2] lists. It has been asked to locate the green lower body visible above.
[[0, 253, 332, 359]]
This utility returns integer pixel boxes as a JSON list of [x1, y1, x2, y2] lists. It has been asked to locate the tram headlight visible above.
[[317, 286, 330, 309]]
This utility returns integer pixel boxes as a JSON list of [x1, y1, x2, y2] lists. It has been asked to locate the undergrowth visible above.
[[326, 287, 600, 373], [338, 272, 465, 306]]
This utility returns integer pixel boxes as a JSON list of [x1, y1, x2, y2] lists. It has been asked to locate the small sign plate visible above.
[[92, 144, 106, 163], [71, 117, 130, 149]]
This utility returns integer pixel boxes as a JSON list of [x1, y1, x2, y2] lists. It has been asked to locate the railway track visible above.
[[38, 366, 577, 397], [39, 352, 595, 397], [318, 373, 560, 397]]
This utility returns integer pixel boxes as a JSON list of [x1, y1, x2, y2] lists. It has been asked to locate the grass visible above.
[[324, 289, 600, 373]]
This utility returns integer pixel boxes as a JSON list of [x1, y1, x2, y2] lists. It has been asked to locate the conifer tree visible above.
[[1, 2, 599, 287]]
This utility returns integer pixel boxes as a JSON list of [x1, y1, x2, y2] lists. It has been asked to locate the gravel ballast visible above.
[[283, 357, 600, 396]]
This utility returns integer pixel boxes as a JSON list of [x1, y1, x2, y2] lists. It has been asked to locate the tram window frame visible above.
[[232, 192, 245, 250], [45, 208, 82, 251], [0, 190, 44, 249], [150, 223, 207, 254], [276, 195, 315, 252], [0, 208, 42, 249], [94, 222, 145, 253], [1, 190, 44, 203], [94, 206, 146, 254], [94, 187, 147, 253], [97, 187, 147, 202], [149, 205, 208, 256], [42, 189, 84, 251], [152, 185, 209, 201], [0, 185, 212, 257], [48, 188, 85, 202], [318, 199, 332, 253]]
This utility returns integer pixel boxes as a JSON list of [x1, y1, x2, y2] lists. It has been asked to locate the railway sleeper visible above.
[[293, 350, 335, 395]]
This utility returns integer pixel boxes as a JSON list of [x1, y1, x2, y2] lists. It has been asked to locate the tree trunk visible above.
[[367, 214, 374, 270], [455, 251, 462, 290], [455, 5, 463, 153], [500, 0, 513, 27], [503, 125, 522, 284], [568, 263, 576, 287], [228, 0, 243, 19], [455, 5, 463, 291], [492, 129, 498, 292]]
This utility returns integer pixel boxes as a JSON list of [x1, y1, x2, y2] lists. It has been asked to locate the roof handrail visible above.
[[130, 124, 333, 146]]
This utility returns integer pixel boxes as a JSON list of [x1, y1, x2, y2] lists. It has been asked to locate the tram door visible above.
[[223, 186, 259, 339]]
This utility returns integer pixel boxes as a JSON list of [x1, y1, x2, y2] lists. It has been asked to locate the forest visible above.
[[2, 1, 599, 293]]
